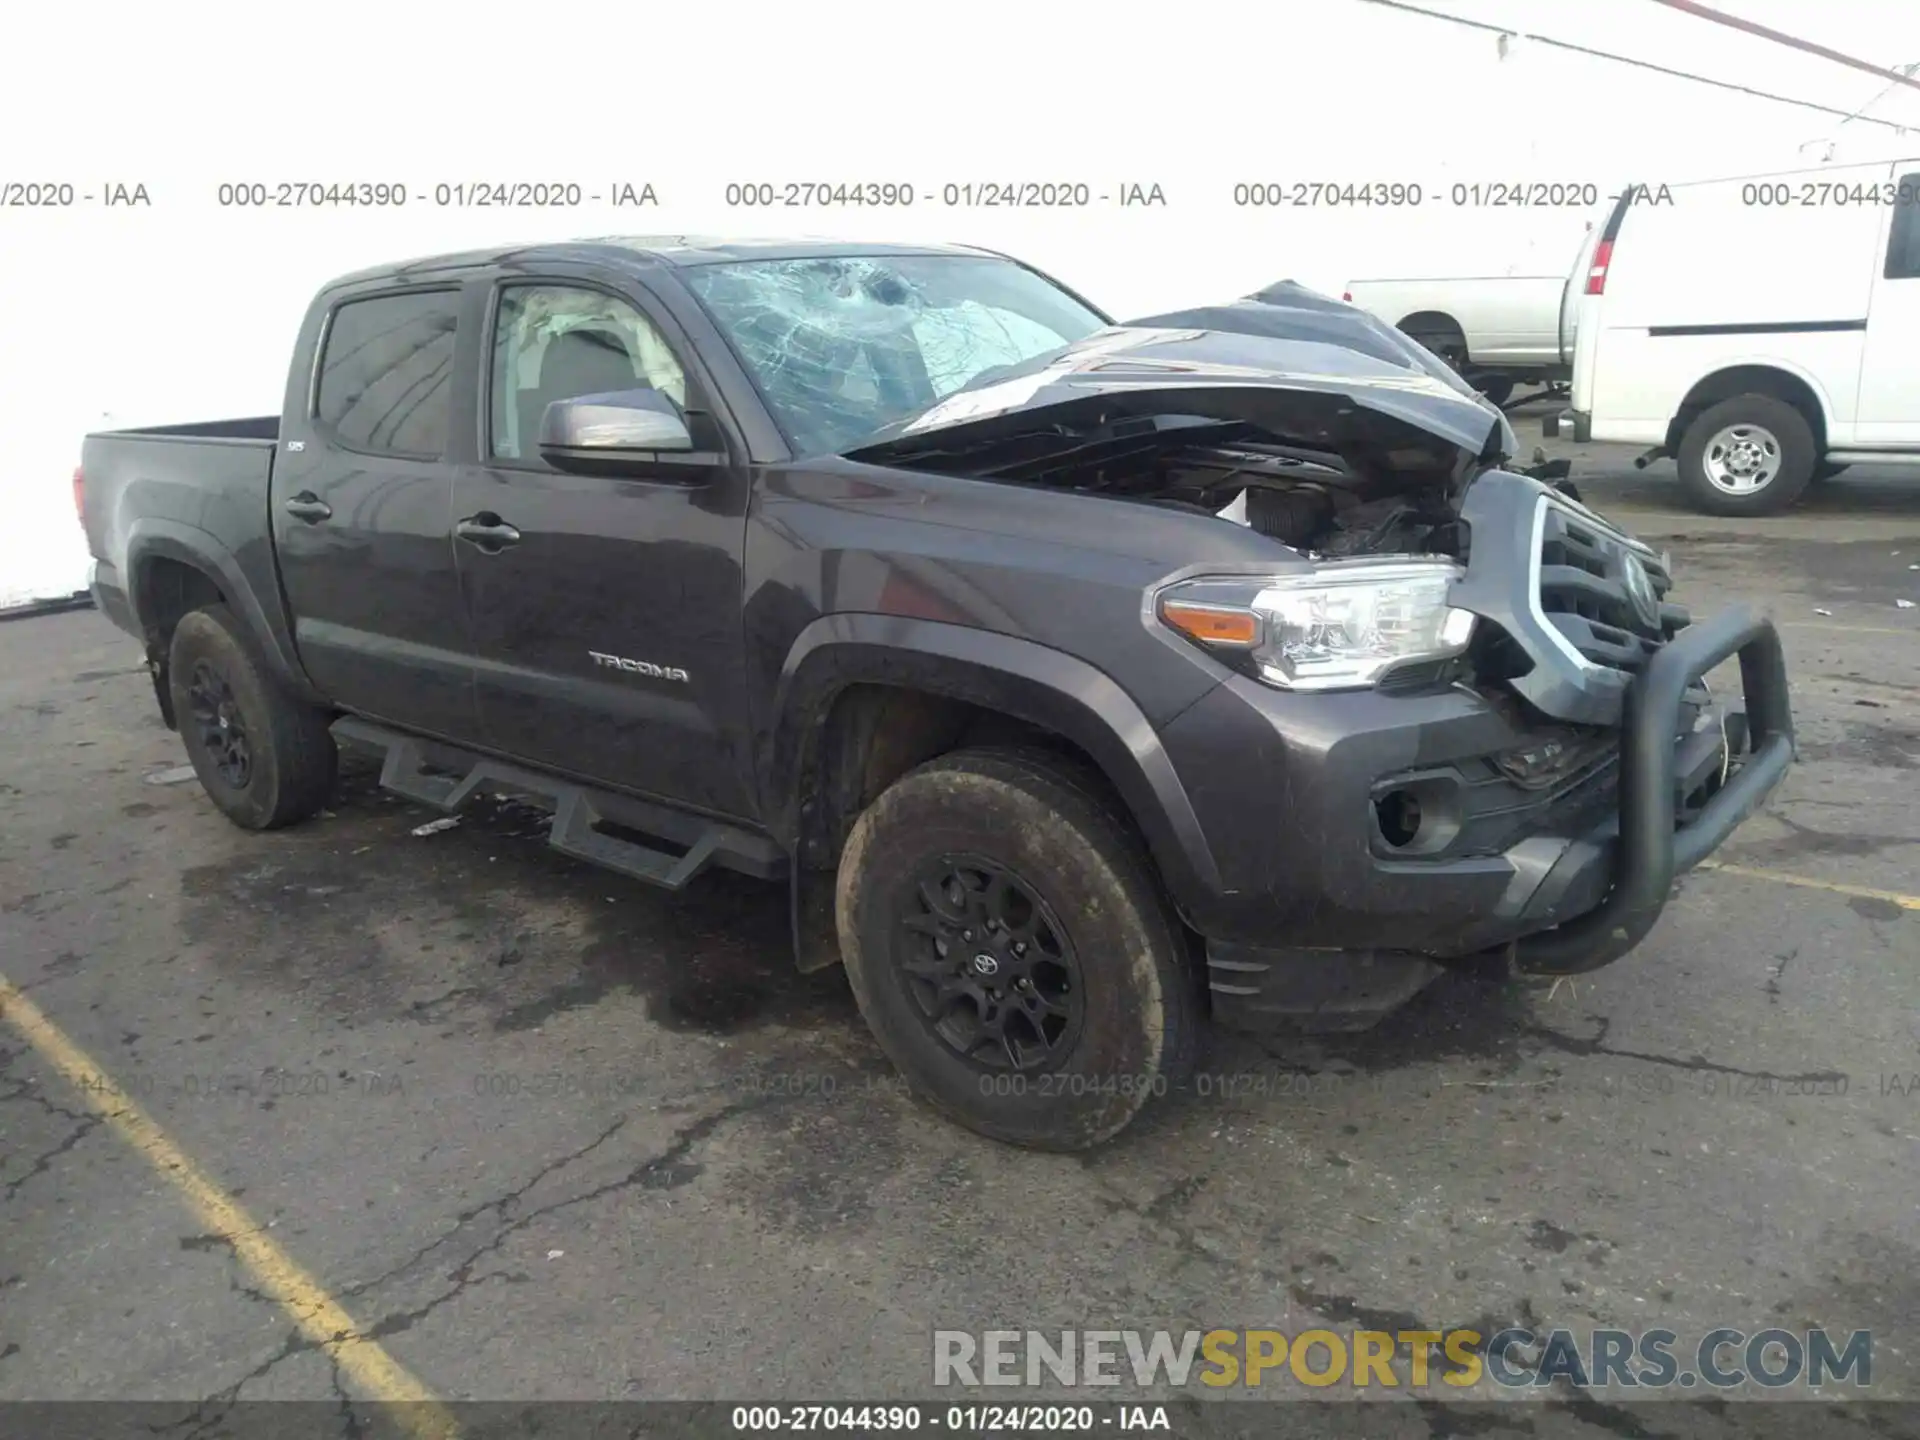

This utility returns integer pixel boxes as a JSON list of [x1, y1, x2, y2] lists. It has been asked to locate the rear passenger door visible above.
[[1854, 167, 1920, 445], [272, 284, 480, 739], [449, 271, 758, 819]]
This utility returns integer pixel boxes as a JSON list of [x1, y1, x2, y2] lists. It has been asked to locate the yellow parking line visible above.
[[1695, 862, 1920, 911], [0, 976, 459, 1440]]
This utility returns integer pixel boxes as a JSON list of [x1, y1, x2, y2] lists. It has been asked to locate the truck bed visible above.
[[1341, 275, 1569, 371], [94, 415, 280, 442], [78, 417, 289, 662]]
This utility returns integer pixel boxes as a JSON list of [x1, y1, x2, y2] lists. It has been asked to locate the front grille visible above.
[[1535, 502, 1688, 672]]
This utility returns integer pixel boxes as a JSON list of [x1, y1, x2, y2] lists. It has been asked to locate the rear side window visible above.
[[1887, 173, 1920, 280], [315, 290, 460, 456]]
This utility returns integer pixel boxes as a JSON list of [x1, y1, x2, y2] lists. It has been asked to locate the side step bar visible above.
[[330, 717, 783, 892]]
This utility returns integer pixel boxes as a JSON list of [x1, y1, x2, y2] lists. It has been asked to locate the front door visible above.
[[271, 284, 478, 739], [1854, 166, 1920, 446], [449, 275, 758, 819]]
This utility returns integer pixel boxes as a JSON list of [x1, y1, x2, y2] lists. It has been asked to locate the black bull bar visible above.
[[1510, 604, 1795, 976]]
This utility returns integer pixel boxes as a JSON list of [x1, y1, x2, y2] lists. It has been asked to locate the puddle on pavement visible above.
[[176, 759, 859, 1043]]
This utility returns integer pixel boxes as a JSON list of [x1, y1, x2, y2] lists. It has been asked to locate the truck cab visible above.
[[271, 249, 768, 816]]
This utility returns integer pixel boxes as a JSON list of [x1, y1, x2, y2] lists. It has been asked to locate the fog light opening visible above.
[[1375, 789, 1424, 850]]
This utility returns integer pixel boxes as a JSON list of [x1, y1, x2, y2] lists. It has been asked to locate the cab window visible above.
[[315, 289, 460, 457], [488, 285, 689, 461]]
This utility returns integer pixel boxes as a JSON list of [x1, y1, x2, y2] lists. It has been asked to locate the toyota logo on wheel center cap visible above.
[[971, 953, 1000, 977]]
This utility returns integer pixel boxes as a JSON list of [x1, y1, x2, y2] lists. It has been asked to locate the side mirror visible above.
[[537, 389, 705, 477]]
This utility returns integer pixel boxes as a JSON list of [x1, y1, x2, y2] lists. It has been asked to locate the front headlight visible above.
[[1155, 558, 1476, 691]]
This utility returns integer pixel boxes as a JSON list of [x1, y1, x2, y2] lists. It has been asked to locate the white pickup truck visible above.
[[1341, 269, 1579, 405]]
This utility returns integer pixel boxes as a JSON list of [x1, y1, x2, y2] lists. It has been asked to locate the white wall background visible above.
[[6, 0, 1920, 605]]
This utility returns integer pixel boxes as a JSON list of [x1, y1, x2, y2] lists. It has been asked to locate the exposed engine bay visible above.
[[1166, 433, 1467, 559], [856, 410, 1572, 560]]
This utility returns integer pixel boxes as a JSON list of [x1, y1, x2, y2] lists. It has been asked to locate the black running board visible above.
[[330, 717, 783, 891]]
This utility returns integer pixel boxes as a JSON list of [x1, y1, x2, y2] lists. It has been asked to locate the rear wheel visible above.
[[1676, 394, 1816, 516], [168, 604, 337, 830], [834, 748, 1199, 1150], [1407, 330, 1467, 371]]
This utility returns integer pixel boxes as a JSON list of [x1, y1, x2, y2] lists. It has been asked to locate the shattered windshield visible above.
[[681, 254, 1108, 456]]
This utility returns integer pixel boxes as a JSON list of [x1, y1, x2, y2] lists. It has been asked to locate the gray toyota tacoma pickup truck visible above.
[[75, 238, 1794, 1149]]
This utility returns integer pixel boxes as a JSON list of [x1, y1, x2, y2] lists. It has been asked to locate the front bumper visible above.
[[1159, 471, 1794, 1029]]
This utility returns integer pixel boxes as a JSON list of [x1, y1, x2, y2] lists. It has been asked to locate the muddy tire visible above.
[[835, 747, 1199, 1151], [167, 604, 336, 830], [1676, 395, 1816, 516]]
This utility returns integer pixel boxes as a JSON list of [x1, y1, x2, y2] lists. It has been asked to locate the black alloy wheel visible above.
[[186, 659, 252, 788], [895, 855, 1085, 1072]]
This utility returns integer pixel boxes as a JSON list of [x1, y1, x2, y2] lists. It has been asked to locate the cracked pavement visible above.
[[2, 431, 1918, 1433]]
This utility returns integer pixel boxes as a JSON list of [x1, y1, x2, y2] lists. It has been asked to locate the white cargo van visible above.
[[1563, 160, 1920, 515]]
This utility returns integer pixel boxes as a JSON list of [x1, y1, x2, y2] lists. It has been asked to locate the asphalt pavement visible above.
[[3, 430, 1918, 1437]]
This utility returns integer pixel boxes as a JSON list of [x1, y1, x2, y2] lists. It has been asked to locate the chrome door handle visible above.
[[454, 513, 522, 552], [284, 493, 332, 523]]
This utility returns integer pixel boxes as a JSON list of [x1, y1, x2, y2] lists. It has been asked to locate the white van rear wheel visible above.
[[1677, 395, 1815, 516]]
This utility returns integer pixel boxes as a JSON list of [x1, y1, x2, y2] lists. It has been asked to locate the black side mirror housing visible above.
[[537, 389, 720, 478]]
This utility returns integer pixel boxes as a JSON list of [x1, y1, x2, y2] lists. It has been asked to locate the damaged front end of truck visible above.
[[843, 309, 1795, 1023]]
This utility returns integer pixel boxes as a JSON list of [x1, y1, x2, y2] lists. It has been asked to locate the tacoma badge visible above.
[[589, 651, 690, 682]]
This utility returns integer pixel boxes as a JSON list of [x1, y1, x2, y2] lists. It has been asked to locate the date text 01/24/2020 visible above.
[[728, 1405, 1168, 1432], [210, 181, 660, 208]]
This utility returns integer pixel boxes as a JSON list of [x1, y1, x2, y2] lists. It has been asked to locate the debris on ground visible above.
[[1899, 600, 1916, 610], [143, 764, 198, 786], [410, 817, 462, 836], [1813, 608, 1834, 616]]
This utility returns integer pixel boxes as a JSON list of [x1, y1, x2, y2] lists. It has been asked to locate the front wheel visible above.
[[1676, 395, 1816, 516], [834, 748, 1200, 1150]]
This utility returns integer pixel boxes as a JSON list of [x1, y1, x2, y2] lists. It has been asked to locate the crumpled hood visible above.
[[846, 311, 1516, 471], [1144, 280, 1497, 408]]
